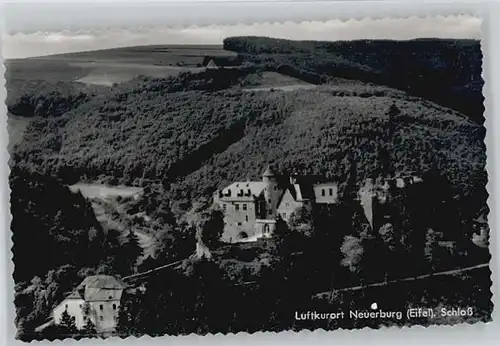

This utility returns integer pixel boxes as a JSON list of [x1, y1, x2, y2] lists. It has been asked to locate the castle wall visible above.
[[314, 183, 338, 204], [217, 200, 259, 242], [263, 178, 281, 219]]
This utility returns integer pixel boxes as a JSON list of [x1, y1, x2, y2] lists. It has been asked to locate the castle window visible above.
[[274, 186, 277, 190], [65, 304, 68, 309], [113, 304, 117, 310], [238, 222, 242, 226], [235, 204, 240, 211], [245, 215, 248, 222], [222, 203, 227, 211], [321, 189, 325, 196], [268, 199, 271, 204], [100, 304, 103, 310], [100, 316, 104, 321], [268, 209, 272, 215], [329, 188, 333, 196], [79, 304, 82, 308], [240, 189, 244, 196], [243, 204, 247, 211]]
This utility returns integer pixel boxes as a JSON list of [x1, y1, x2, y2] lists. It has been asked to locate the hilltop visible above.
[[223, 36, 484, 123]]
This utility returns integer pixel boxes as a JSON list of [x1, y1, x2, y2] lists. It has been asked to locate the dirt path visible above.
[[122, 259, 185, 282]]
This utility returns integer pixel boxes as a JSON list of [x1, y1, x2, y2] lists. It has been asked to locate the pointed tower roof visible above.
[[206, 59, 218, 69], [263, 166, 275, 177]]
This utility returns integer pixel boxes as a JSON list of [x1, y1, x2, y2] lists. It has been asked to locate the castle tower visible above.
[[262, 166, 279, 220]]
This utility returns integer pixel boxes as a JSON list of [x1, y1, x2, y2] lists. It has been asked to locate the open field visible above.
[[69, 183, 144, 199], [243, 84, 318, 92], [72, 62, 206, 86], [243, 71, 317, 92], [40, 44, 236, 65], [6, 44, 236, 86]]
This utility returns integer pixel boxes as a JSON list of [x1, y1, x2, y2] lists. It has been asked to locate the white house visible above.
[[52, 275, 126, 334]]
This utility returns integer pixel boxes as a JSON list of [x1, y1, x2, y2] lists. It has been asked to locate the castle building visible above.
[[213, 167, 339, 242], [213, 167, 283, 242], [213, 166, 422, 243]]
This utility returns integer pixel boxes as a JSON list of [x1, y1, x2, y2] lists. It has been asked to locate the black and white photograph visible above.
[[3, 1, 493, 342]]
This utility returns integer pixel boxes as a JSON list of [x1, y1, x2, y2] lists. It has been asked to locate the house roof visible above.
[[79, 275, 126, 290], [65, 291, 84, 299], [55, 275, 126, 309], [220, 181, 265, 201], [286, 183, 314, 202], [206, 60, 218, 68]]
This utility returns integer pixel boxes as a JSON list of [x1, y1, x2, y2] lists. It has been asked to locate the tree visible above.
[[378, 223, 397, 251], [338, 153, 358, 202], [288, 207, 315, 238], [387, 102, 401, 138], [197, 205, 224, 249], [116, 291, 144, 336], [59, 309, 77, 334], [81, 319, 97, 336], [376, 223, 400, 280], [124, 230, 144, 270], [424, 228, 444, 270], [272, 216, 293, 252], [340, 235, 364, 275], [379, 102, 400, 177]]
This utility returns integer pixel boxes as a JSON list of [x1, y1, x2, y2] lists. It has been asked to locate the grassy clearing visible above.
[[69, 183, 143, 199], [74, 63, 206, 86], [242, 71, 317, 92]]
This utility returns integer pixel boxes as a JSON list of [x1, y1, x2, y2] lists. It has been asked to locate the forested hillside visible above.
[[12, 76, 486, 218], [223, 37, 484, 123]]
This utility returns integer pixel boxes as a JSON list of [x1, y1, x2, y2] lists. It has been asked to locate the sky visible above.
[[2, 2, 482, 59]]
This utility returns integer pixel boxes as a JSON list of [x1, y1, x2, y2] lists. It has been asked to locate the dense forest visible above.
[[7, 36, 490, 339]]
